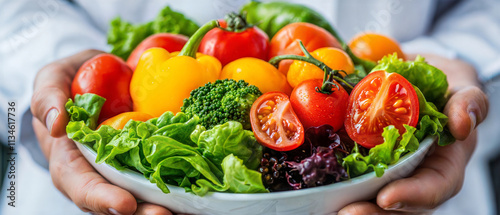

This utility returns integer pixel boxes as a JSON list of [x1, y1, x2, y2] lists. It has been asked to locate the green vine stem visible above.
[[179, 20, 219, 58], [268, 41, 354, 93]]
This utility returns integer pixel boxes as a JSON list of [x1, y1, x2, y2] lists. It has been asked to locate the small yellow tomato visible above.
[[221, 58, 291, 95], [349, 32, 406, 62], [287, 47, 354, 88]]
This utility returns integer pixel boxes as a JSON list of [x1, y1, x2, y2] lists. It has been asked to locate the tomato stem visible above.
[[343, 44, 377, 72], [179, 20, 219, 58], [224, 13, 252, 32], [268, 41, 354, 93]]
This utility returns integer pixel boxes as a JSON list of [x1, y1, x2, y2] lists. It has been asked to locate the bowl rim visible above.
[[77, 135, 436, 201]]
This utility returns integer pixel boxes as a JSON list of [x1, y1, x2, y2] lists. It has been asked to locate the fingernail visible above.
[[385, 202, 403, 210], [108, 208, 122, 215], [46, 108, 59, 134], [469, 111, 477, 136], [337, 210, 351, 215]]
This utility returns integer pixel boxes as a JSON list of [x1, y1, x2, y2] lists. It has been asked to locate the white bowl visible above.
[[76, 136, 435, 215]]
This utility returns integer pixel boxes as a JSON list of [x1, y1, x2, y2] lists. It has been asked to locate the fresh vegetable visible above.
[[130, 20, 222, 117], [241, 1, 338, 38], [198, 13, 269, 66], [126, 33, 188, 71], [287, 146, 347, 188], [259, 125, 351, 191], [269, 22, 342, 75], [343, 125, 419, 177], [65, 93, 106, 130], [345, 70, 420, 148], [181, 79, 262, 130], [291, 79, 349, 131], [192, 121, 263, 170], [373, 54, 449, 108], [342, 57, 454, 178], [349, 33, 406, 62], [287, 47, 354, 88], [71, 53, 133, 123], [270, 41, 351, 131], [221, 58, 291, 94], [66, 93, 266, 196], [108, 6, 199, 60], [99, 112, 153, 130], [250, 92, 304, 151]]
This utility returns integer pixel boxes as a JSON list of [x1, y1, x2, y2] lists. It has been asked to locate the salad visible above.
[[65, 1, 453, 196]]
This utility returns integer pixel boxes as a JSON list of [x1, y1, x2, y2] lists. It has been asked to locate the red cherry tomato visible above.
[[199, 19, 269, 66], [250, 92, 304, 151], [290, 79, 349, 131], [71, 53, 133, 123], [345, 70, 419, 148], [126, 33, 188, 71]]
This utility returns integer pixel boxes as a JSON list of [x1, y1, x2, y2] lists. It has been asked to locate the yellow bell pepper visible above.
[[130, 20, 222, 117], [221, 57, 291, 95], [287, 47, 354, 88]]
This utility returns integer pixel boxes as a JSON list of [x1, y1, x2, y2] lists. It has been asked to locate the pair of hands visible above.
[[31, 50, 488, 215]]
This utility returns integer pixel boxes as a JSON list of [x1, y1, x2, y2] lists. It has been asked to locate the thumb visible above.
[[31, 49, 103, 137], [444, 86, 488, 140]]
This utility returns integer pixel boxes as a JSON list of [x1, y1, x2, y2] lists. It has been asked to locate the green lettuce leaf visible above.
[[373, 55, 449, 108], [97, 120, 158, 174], [153, 112, 200, 147], [65, 93, 106, 130], [143, 136, 223, 194], [107, 6, 199, 60], [343, 125, 418, 177], [193, 121, 263, 170], [192, 154, 268, 196], [413, 86, 455, 146]]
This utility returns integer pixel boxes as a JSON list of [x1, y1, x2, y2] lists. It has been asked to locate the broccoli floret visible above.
[[181, 79, 262, 130]]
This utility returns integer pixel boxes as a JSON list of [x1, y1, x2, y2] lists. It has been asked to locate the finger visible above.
[[31, 49, 104, 137], [134, 203, 173, 215], [338, 201, 388, 215], [376, 132, 477, 212], [339, 201, 428, 215], [33, 118, 138, 214], [444, 86, 488, 140]]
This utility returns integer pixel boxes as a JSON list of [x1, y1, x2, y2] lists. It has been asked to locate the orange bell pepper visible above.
[[99, 112, 153, 130]]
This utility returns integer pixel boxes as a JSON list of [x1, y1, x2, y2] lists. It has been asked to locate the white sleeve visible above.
[[0, 0, 107, 165], [402, 0, 500, 82]]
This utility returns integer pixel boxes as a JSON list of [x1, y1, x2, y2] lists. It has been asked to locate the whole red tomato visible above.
[[127, 33, 188, 71], [72, 53, 133, 123], [290, 79, 349, 131], [198, 13, 269, 66]]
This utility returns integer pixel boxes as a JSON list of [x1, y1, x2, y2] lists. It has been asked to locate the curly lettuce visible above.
[[107, 6, 199, 60]]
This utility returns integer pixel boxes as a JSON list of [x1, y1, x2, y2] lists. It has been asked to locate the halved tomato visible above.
[[345, 70, 419, 148], [250, 92, 305, 151]]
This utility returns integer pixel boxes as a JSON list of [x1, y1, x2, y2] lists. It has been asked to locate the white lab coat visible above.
[[0, 0, 499, 214]]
